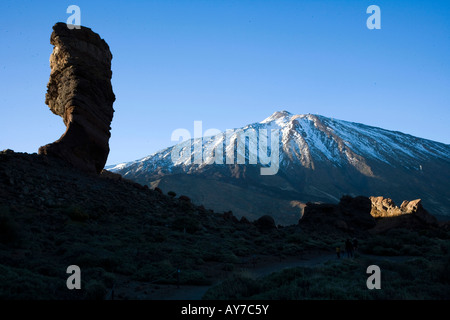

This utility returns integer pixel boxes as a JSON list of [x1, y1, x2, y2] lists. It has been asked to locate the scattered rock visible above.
[[179, 195, 191, 203], [168, 191, 176, 198], [100, 170, 122, 181]]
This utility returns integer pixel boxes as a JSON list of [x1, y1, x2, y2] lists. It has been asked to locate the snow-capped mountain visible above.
[[109, 111, 450, 225]]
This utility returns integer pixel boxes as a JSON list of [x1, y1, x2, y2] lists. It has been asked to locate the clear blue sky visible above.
[[0, 0, 449, 165]]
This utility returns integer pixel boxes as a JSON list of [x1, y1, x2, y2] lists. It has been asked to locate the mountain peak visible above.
[[261, 110, 293, 123], [109, 111, 450, 221], [260, 110, 325, 125]]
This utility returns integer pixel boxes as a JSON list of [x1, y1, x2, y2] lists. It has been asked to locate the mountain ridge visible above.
[[109, 111, 450, 224]]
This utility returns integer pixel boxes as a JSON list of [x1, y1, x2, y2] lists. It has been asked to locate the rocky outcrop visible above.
[[38, 22, 115, 174], [369, 196, 402, 218], [370, 196, 437, 225], [223, 210, 239, 223], [298, 196, 376, 234], [298, 195, 439, 235], [400, 199, 438, 225], [254, 215, 277, 231], [339, 195, 376, 229]]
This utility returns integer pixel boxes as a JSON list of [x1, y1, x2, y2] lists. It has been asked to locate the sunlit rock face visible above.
[[370, 196, 437, 225]]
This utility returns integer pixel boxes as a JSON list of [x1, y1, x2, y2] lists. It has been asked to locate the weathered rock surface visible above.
[[368, 196, 439, 233], [369, 196, 402, 218], [38, 22, 115, 174], [299, 195, 439, 235], [370, 196, 437, 225]]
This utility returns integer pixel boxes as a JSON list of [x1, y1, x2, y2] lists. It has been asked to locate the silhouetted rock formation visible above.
[[399, 199, 438, 225], [339, 195, 376, 229], [255, 215, 277, 231], [299, 196, 376, 234], [223, 210, 239, 223], [240, 216, 251, 225], [38, 22, 115, 174]]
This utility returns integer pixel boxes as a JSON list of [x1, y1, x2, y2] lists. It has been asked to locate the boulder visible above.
[[38, 22, 115, 174], [100, 169, 122, 181], [154, 187, 163, 195], [254, 215, 277, 230], [179, 195, 191, 203]]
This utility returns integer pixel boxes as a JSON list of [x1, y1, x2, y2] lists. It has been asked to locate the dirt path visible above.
[[121, 251, 336, 300], [112, 252, 414, 300]]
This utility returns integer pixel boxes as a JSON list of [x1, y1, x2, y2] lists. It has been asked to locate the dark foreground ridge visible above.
[[0, 150, 449, 300]]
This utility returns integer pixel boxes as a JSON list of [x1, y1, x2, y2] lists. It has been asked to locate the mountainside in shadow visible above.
[[109, 111, 450, 225]]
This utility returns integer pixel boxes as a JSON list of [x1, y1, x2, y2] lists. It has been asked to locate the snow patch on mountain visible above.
[[108, 111, 450, 177]]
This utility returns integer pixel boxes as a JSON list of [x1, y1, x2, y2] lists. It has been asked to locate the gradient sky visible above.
[[0, 0, 449, 165]]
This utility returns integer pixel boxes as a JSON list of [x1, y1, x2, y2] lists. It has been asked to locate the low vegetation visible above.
[[204, 228, 450, 300], [1, 152, 449, 300]]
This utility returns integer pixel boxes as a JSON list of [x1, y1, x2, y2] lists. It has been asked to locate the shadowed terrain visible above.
[[1, 150, 449, 299]]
